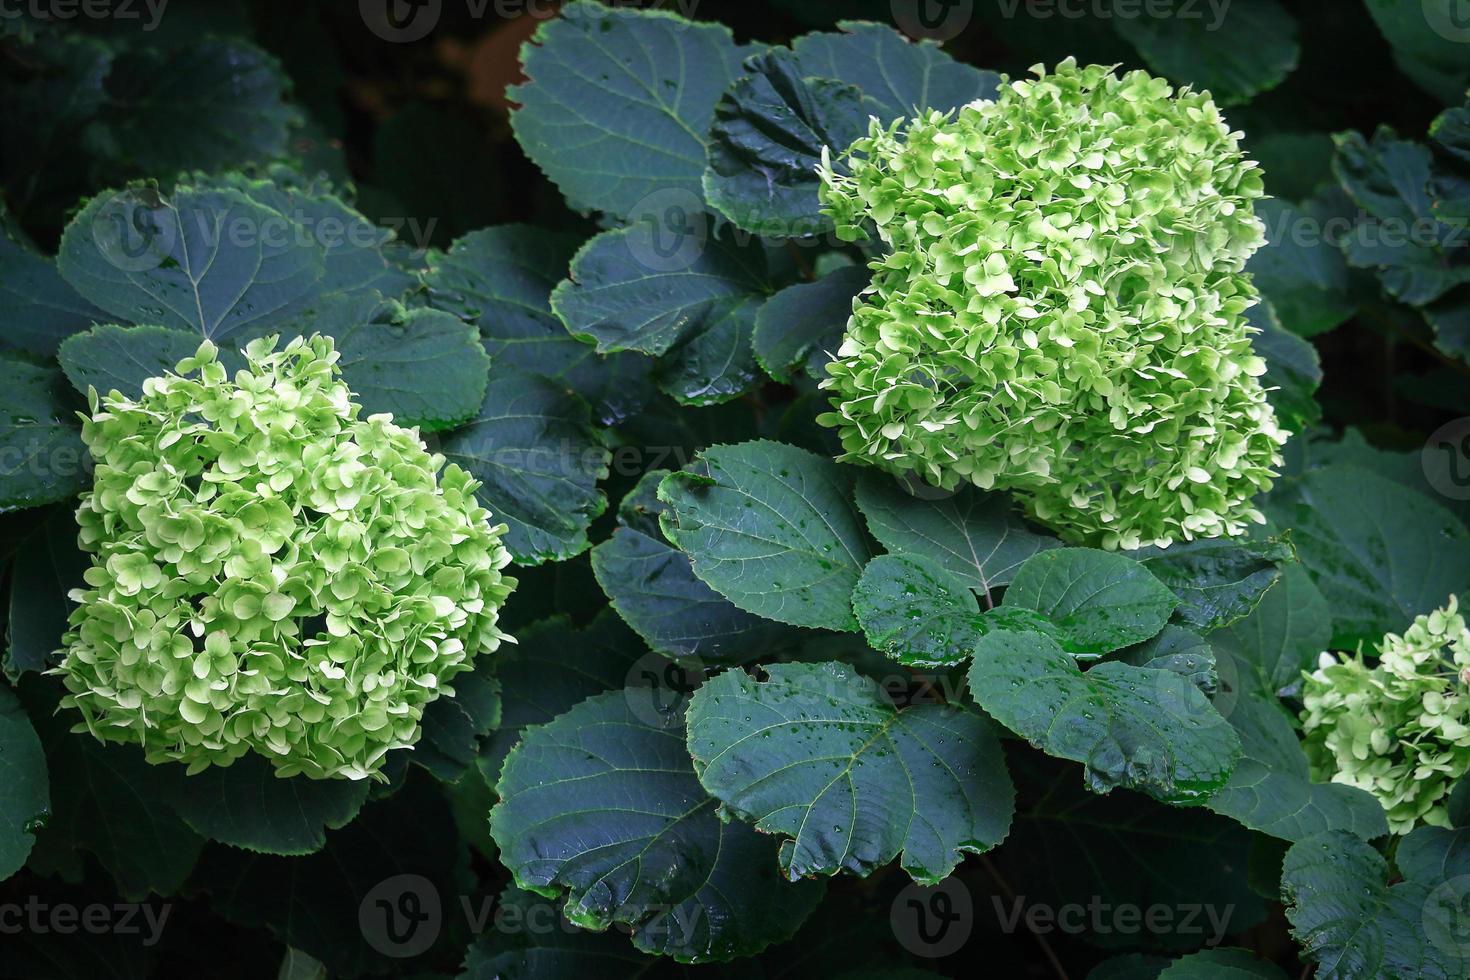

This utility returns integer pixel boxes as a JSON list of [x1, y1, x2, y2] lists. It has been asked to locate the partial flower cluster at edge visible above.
[[1301, 596, 1470, 834], [816, 58, 1287, 550], [52, 335, 516, 781]]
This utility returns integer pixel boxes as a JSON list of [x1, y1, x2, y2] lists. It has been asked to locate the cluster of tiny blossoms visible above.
[[1301, 597, 1470, 833], [54, 336, 515, 781], [817, 59, 1287, 549]]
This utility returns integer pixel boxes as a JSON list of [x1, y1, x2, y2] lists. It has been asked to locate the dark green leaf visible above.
[[1205, 656, 1387, 842], [1113, 625, 1217, 695], [87, 38, 297, 175], [1251, 301, 1323, 429], [653, 292, 765, 406], [271, 294, 490, 431], [591, 527, 790, 662], [491, 690, 823, 962], [790, 20, 998, 121], [658, 440, 872, 630], [414, 659, 502, 783], [1114, 0, 1298, 105], [478, 611, 648, 786], [0, 682, 48, 879], [1269, 465, 1470, 649], [423, 225, 653, 426], [969, 630, 1240, 803], [159, 753, 370, 856], [854, 471, 1060, 596], [1003, 548, 1179, 657], [0, 230, 104, 357], [510, 1, 747, 219], [57, 183, 326, 340], [686, 661, 1013, 883], [5, 507, 87, 678], [1333, 129, 1470, 306], [1364, 0, 1470, 104], [551, 220, 768, 357], [57, 323, 198, 399], [851, 554, 985, 667], [1249, 199, 1354, 339], [440, 370, 610, 565], [1211, 563, 1332, 694], [1282, 828, 1470, 979], [0, 353, 87, 509], [1133, 536, 1293, 633], [1156, 949, 1289, 979], [703, 50, 871, 238], [752, 264, 867, 381]]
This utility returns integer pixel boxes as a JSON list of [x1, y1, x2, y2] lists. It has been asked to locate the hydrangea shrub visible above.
[[54, 336, 516, 781], [817, 59, 1287, 550], [1301, 596, 1470, 833]]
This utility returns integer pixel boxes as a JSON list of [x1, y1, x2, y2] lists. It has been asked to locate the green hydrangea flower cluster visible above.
[[1300, 597, 1470, 834], [54, 335, 516, 781], [816, 58, 1286, 550]]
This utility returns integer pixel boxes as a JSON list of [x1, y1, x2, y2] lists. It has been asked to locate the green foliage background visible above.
[[2, 1, 1469, 978]]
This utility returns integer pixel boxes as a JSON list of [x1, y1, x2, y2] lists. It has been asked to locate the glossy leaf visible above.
[[686, 661, 1014, 883]]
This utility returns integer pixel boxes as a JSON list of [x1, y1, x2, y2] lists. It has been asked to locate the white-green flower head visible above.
[[54, 335, 516, 781], [816, 58, 1285, 550], [1301, 596, 1470, 833]]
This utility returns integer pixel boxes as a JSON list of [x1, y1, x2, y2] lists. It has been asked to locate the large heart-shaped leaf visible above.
[[658, 440, 872, 630], [57, 183, 326, 340], [510, 1, 748, 219], [490, 690, 824, 962], [686, 661, 1014, 884]]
